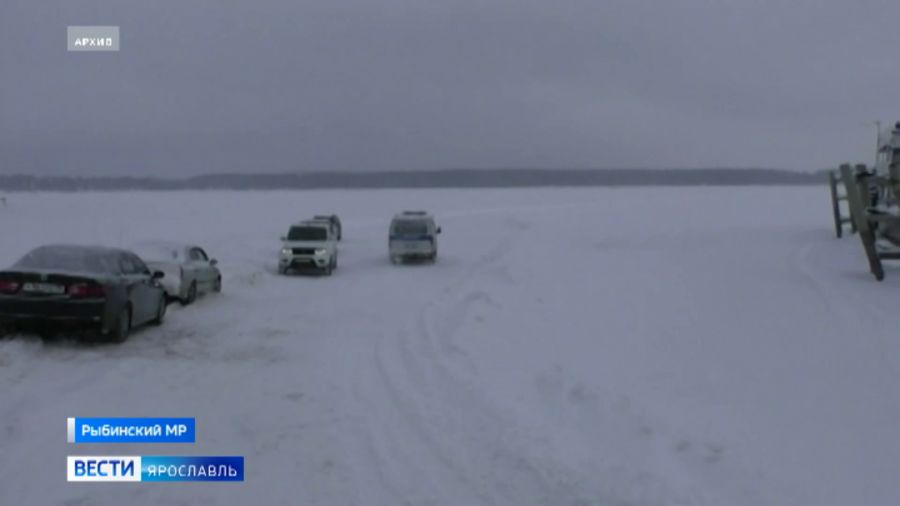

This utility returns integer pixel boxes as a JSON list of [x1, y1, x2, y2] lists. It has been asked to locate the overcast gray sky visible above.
[[0, 0, 895, 176]]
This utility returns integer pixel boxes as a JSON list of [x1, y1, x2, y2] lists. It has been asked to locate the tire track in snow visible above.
[[373, 211, 736, 505], [357, 221, 523, 504], [363, 215, 622, 505]]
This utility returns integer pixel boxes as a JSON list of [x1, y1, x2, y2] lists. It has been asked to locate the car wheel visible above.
[[181, 282, 197, 306], [151, 293, 166, 325], [323, 259, 333, 276], [213, 276, 222, 293], [108, 307, 131, 343]]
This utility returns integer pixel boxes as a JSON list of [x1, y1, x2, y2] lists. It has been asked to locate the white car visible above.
[[131, 242, 222, 305], [278, 221, 338, 275], [389, 211, 441, 263]]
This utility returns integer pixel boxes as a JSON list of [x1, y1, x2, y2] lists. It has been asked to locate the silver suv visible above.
[[279, 221, 338, 275], [389, 211, 441, 264]]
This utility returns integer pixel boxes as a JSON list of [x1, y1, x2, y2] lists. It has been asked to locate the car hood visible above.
[[281, 241, 329, 249]]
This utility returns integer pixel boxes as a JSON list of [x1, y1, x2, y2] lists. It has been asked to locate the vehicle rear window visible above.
[[13, 246, 118, 274], [288, 226, 327, 241], [392, 220, 428, 236]]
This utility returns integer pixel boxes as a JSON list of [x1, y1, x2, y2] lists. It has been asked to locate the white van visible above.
[[389, 211, 441, 264]]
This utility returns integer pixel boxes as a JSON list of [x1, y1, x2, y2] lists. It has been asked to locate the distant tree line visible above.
[[0, 168, 824, 191]]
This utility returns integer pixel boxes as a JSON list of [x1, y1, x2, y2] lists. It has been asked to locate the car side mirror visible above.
[[210, 258, 218, 266], [152, 271, 165, 280], [280, 236, 287, 241], [436, 227, 442, 234]]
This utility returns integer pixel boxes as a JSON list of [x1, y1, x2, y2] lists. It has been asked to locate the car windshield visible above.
[[132, 243, 183, 262], [392, 220, 428, 236], [13, 246, 118, 274], [287, 226, 327, 241]]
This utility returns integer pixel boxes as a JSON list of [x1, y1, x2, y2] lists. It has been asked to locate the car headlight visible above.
[[314, 248, 327, 256], [281, 248, 292, 255]]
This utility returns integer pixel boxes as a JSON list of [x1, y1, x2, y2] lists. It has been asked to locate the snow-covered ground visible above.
[[1, 187, 898, 506]]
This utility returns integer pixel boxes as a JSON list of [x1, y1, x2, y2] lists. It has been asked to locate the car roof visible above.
[[292, 220, 329, 228], [392, 213, 434, 221]]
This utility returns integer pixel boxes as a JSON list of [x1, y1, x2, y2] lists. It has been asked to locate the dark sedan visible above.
[[0, 245, 168, 342]]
